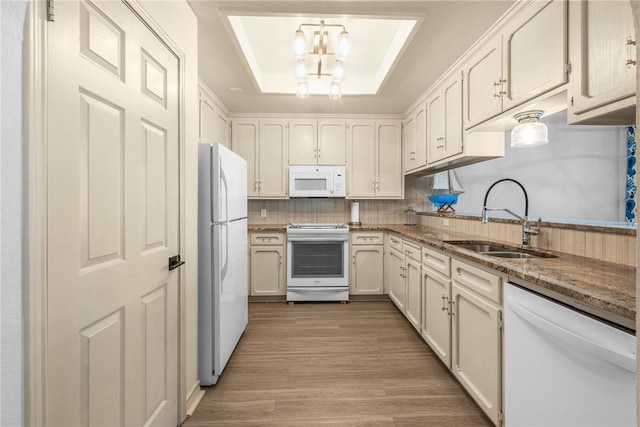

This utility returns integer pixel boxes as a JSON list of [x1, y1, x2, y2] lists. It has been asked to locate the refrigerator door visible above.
[[212, 218, 248, 379], [212, 143, 247, 223]]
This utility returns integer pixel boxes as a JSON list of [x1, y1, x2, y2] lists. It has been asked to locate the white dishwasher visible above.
[[504, 283, 636, 427]]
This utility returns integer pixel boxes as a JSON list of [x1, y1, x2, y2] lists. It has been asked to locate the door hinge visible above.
[[47, 0, 55, 21], [564, 62, 572, 74]]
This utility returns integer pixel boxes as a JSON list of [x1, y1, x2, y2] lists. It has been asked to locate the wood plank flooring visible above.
[[184, 301, 493, 426]]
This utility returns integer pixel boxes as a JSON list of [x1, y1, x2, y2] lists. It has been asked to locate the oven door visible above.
[[287, 239, 348, 287]]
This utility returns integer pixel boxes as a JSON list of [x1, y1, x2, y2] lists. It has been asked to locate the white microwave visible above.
[[289, 165, 346, 198]]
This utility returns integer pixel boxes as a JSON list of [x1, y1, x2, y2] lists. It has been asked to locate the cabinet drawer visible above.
[[403, 240, 421, 262], [250, 232, 284, 246], [422, 246, 451, 278], [451, 259, 502, 304], [351, 231, 384, 245], [388, 234, 403, 252]]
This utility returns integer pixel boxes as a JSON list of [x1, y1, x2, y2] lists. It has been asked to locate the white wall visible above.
[[1, 1, 28, 425], [448, 110, 628, 223]]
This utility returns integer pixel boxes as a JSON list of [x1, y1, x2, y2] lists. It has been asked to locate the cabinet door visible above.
[[388, 249, 406, 312], [427, 91, 445, 163], [569, 0, 636, 117], [232, 120, 259, 197], [463, 36, 503, 129], [259, 121, 288, 198], [199, 94, 215, 144], [350, 246, 384, 295], [405, 257, 422, 332], [289, 120, 317, 165], [503, 0, 568, 110], [414, 106, 427, 169], [250, 246, 285, 296], [422, 270, 451, 368], [215, 111, 230, 148], [346, 121, 376, 198], [318, 120, 346, 165], [403, 114, 416, 173], [443, 73, 464, 160], [375, 121, 403, 198], [451, 282, 501, 425]]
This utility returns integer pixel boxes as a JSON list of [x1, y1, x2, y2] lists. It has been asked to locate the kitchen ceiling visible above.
[[189, 1, 515, 115]]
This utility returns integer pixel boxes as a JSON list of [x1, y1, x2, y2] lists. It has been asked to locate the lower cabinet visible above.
[[422, 268, 452, 367], [450, 259, 503, 425], [249, 232, 285, 296], [404, 253, 422, 332], [350, 232, 384, 295], [388, 247, 406, 311]]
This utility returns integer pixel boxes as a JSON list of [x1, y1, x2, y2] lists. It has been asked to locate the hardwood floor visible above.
[[184, 301, 493, 426]]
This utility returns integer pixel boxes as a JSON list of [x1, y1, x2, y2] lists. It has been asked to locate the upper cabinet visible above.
[[347, 120, 403, 199], [464, 0, 568, 130], [427, 71, 464, 164], [289, 120, 346, 165], [232, 119, 288, 199], [403, 105, 427, 173], [567, 0, 636, 124], [198, 81, 230, 148]]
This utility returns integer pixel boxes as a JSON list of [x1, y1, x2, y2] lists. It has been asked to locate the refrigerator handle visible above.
[[507, 295, 636, 373], [220, 159, 229, 224], [220, 223, 229, 289]]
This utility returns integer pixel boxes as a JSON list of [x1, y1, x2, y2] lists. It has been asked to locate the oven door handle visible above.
[[287, 236, 348, 242]]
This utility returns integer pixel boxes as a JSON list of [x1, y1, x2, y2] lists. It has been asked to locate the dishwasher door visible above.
[[504, 283, 636, 427]]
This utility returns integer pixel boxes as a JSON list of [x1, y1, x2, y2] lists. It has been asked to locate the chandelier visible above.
[[292, 20, 351, 99]]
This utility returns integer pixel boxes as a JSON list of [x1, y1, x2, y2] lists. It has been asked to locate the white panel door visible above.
[[375, 120, 403, 198], [289, 120, 317, 165], [317, 120, 346, 165], [463, 36, 503, 129], [346, 121, 376, 197], [47, 1, 179, 425]]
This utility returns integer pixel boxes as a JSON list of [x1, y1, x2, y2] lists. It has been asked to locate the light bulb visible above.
[[296, 81, 309, 98], [332, 61, 345, 82], [336, 30, 351, 61], [292, 29, 307, 59], [510, 110, 548, 147], [329, 81, 342, 100], [295, 61, 307, 81]]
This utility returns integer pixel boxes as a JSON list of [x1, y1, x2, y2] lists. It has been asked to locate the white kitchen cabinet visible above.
[[289, 120, 346, 165], [232, 120, 259, 197], [350, 232, 384, 295], [403, 105, 427, 173], [405, 255, 422, 332], [421, 247, 452, 367], [347, 120, 403, 199], [318, 121, 347, 164], [388, 247, 406, 312], [232, 120, 288, 199], [249, 232, 285, 296], [464, 0, 567, 130], [451, 259, 503, 425], [199, 83, 230, 148], [427, 71, 464, 164], [567, 0, 636, 124], [384, 234, 403, 295]]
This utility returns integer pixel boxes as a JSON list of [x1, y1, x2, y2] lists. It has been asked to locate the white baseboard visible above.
[[185, 380, 205, 417]]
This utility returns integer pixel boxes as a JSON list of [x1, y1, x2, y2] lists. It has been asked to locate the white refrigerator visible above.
[[198, 143, 248, 386]]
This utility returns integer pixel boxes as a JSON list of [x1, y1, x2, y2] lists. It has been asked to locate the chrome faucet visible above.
[[482, 178, 541, 247]]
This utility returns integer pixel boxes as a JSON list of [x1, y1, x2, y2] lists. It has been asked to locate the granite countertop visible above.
[[248, 223, 636, 330], [353, 224, 636, 330]]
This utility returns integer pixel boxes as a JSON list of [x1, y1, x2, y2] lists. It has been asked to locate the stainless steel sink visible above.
[[444, 240, 557, 259]]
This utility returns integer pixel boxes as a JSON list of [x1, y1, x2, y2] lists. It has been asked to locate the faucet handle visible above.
[[525, 217, 541, 234]]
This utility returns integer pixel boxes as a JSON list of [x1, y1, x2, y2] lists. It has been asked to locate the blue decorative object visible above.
[[626, 126, 636, 223]]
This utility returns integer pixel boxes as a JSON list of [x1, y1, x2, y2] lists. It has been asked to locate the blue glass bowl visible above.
[[428, 195, 459, 206]]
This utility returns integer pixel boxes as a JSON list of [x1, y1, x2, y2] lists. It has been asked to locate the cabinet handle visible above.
[[441, 295, 448, 312], [353, 255, 356, 265], [279, 255, 282, 265], [450, 300, 456, 316], [492, 81, 501, 98], [499, 79, 507, 96], [626, 37, 637, 67]]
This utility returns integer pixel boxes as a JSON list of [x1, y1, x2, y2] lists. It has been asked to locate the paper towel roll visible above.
[[350, 201, 360, 225]]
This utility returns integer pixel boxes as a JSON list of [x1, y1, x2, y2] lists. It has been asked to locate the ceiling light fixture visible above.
[[511, 110, 548, 148], [293, 20, 351, 99]]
